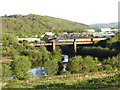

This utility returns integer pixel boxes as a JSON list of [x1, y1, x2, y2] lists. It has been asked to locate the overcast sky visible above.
[[1, 0, 119, 25]]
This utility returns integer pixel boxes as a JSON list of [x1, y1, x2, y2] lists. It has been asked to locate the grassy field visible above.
[[2, 71, 120, 89]]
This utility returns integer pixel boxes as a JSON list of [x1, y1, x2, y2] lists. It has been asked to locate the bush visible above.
[[68, 55, 98, 74], [6, 79, 19, 88], [60, 71, 71, 75]]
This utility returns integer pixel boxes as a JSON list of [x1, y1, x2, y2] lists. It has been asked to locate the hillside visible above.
[[90, 22, 118, 28], [2, 14, 91, 36]]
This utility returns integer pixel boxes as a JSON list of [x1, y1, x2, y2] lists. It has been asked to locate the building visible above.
[[45, 32, 54, 36], [85, 29, 96, 34], [41, 32, 55, 38], [62, 32, 68, 34], [87, 29, 95, 32], [17, 38, 41, 42], [100, 28, 113, 33]]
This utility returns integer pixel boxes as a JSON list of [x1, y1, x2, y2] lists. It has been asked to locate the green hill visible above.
[[2, 14, 91, 36], [90, 22, 118, 28]]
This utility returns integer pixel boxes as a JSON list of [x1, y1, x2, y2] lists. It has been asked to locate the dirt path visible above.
[[20, 71, 120, 83], [0, 57, 13, 63]]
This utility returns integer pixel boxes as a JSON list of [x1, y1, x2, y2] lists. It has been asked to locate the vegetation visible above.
[[2, 33, 19, 57], [2, 32, 120, 89], [90, 22, 118, 28], [2, 14, 91, 36], [103, 53, 120, 72], [3, 72, 120, 89], [68, 56, 99, 74], [77, 47, 118, 61], [44, 52, 62, 75], [2, 33, 63, 80], [2, 63, 12, 81], [1, 14, 120, 89], [96, 32, 120, 50], [11, 56, 32, 80]]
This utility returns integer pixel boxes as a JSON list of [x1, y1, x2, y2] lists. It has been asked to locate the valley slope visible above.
[[2, 14, 91, 36]]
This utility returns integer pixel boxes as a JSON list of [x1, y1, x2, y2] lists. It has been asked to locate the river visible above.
[[7, 55, 69, 80], [28, 55, 69, 77]]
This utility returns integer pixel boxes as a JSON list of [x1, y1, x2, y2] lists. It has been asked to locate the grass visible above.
[[3, 71, 120, 89]]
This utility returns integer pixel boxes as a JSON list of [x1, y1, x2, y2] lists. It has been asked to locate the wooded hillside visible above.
[[2, 14, 91, 36]]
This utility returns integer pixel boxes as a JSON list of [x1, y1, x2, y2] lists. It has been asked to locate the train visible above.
[[48, 37, 107, 42]]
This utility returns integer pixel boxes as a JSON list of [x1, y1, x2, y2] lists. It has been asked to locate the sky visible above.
[[0, 0, 119, 25]]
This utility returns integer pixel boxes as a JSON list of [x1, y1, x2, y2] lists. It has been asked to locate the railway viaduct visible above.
[[29, 38, 107, 53]]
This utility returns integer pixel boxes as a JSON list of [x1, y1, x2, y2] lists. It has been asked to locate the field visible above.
[[3, 71, 120, 89]]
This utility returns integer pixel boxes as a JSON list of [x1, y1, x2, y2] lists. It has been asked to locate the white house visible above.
[[17, 38, 41, 42], [45, 32, 54, 36], [86, 29, 95, 32], [41, 34, 45, 38], [35, 35, 38, 37]]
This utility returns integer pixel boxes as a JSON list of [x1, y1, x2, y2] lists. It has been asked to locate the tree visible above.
[[68, 56, 98, 74], [39, 46, 50, 61], [103, 53, 120, 72], [44, 52, 62, 75], [0, 64, 2, 81], [68, 56, 83, 73], [3, 33, 19, 46], [107, 32, 120, 50], [2, 64, 12, 81], [6, 79, 20, 88], [22, 40, 29, 46], [11, 56, 31, 80], [83, 56, 98, 72]]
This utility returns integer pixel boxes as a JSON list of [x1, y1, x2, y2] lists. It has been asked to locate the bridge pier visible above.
[[52, 39, 77, 53], [73, 39, 77, 54], [52, 41, 56, 52], [91, 38, 94, 44]]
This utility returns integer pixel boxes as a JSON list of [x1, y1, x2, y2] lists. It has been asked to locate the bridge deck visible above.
[[29, 37, 108, 52], [30, 41, 93, 46], [29, 37, 108, 46]]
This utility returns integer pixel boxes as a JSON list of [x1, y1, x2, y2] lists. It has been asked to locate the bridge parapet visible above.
[[93, 38, 107, 41]]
